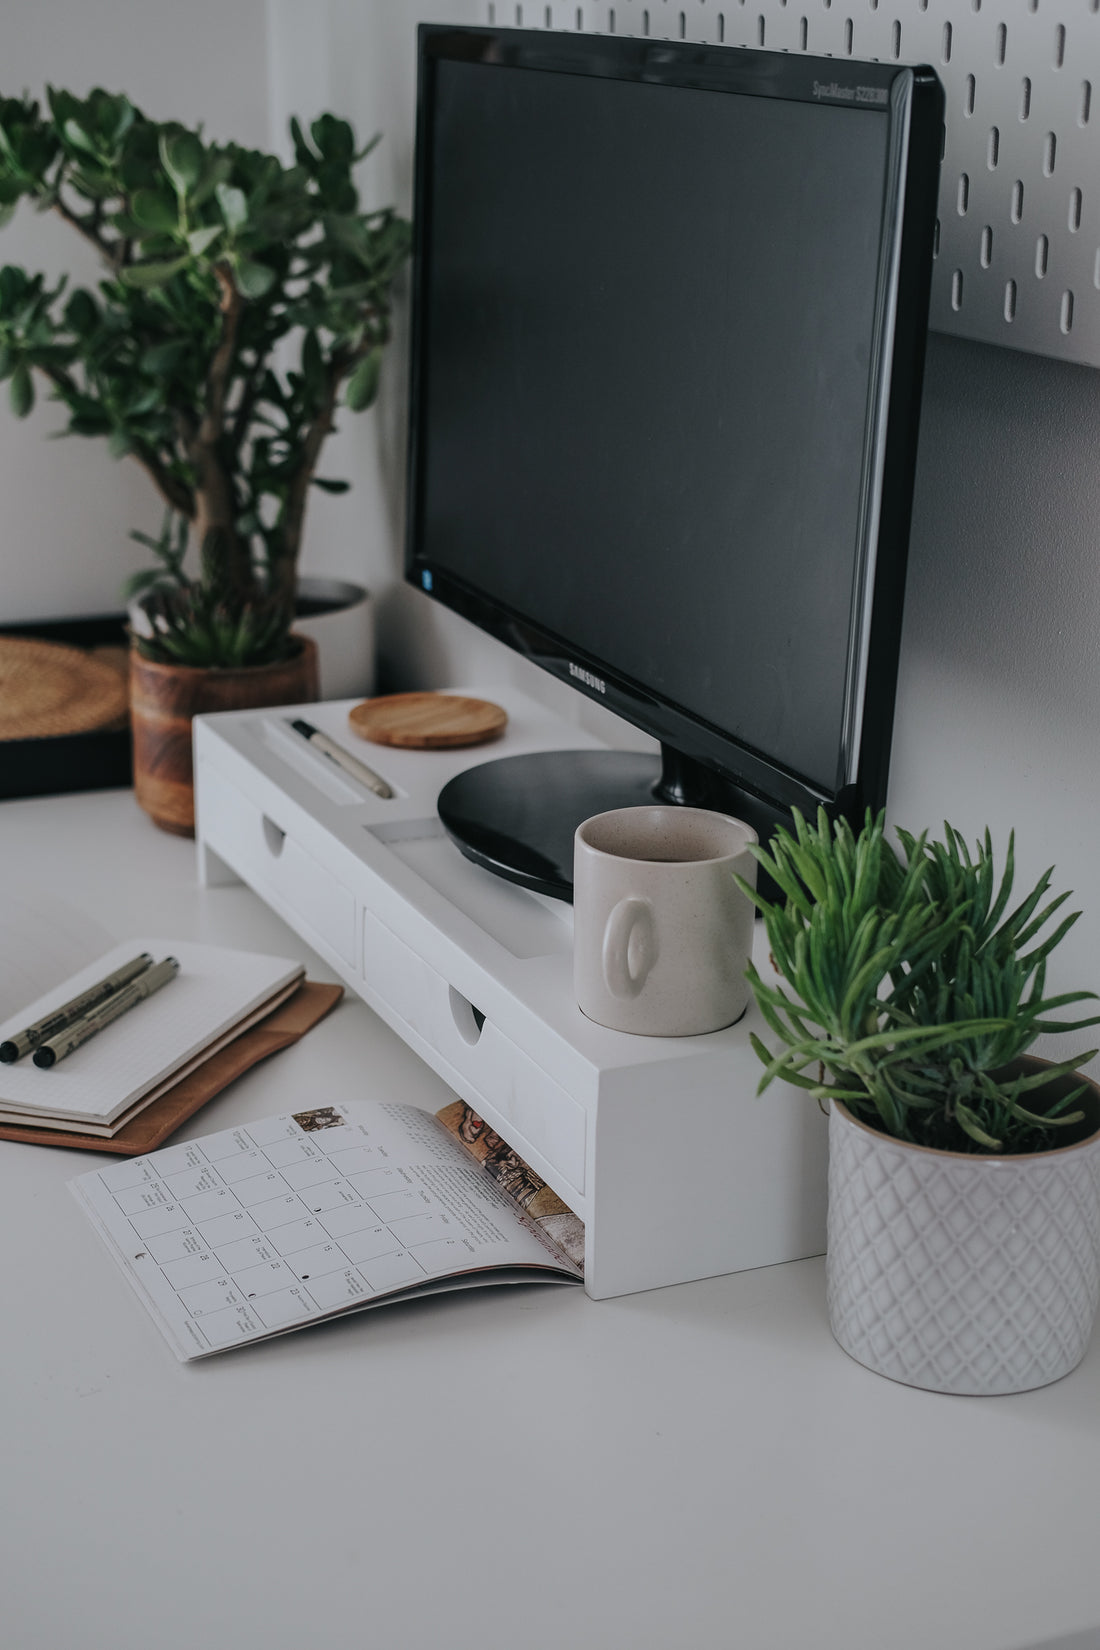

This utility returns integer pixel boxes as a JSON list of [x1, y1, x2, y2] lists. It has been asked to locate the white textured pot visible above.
[[826, 1071, 1100, 1395]]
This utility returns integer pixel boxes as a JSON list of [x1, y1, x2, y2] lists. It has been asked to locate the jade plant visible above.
[[739, 808, 1100, 1155], [0, 86, 410, 666]]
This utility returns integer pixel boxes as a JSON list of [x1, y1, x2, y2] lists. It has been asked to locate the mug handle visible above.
[[602, 897, 658, 999]]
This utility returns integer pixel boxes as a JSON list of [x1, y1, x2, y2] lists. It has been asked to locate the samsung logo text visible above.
[[569, 663, 606, 694]]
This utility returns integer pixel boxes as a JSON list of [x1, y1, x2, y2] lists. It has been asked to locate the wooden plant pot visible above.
[[130, 635, 319, 837], [826, 1058, 1100, 1395]]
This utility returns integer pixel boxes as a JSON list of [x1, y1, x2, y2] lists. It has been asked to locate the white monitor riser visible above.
[[193, 686, 827, 1299]]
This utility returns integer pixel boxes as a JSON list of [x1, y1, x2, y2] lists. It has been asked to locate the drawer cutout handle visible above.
[[262, 815, 287, 857], [449, 985, 486, 1046]]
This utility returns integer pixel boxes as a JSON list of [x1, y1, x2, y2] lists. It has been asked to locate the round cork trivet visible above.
[[0, 636, 130, 741], [348, 691, 508, 749]]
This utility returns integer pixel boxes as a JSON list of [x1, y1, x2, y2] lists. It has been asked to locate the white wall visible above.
[[0, 0, 269, 623], [6, 2, 1100, 1061]]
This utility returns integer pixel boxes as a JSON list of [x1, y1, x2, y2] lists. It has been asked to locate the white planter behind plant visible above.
[[292, 577, 374, 701], [826, 1098, 1100, 1395]]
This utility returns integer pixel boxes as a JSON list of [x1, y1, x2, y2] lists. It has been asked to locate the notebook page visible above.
[[0, 939, 303, 1125]]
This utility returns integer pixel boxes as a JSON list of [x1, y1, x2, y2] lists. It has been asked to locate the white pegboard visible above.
[[482, 0, 1100, 369]]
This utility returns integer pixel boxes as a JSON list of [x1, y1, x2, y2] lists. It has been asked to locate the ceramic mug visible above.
[[573, 806, 758, 1036]]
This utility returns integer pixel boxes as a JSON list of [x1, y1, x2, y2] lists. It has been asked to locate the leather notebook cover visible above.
[[0, 980, 343, 1155]]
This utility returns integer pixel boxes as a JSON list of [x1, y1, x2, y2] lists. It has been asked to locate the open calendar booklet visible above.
[[72, 1098, 585, 1360]]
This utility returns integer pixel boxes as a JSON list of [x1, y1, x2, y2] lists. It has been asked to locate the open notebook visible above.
[[0, 938, 304, 1136]]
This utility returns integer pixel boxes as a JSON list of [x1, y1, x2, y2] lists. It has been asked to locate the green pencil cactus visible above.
[[738, 808, 1100, 1154]]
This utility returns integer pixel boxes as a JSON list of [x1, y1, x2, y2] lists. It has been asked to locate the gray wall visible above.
[[888, 332, 1100, 1028]]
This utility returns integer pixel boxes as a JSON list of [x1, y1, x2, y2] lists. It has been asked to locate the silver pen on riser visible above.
[[290, 718, 394, 799], [32, 956, 180, 1068], [0, 952, 155, 1064]]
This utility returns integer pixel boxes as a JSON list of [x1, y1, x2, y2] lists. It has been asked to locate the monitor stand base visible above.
[[437, 744, 773, 902]]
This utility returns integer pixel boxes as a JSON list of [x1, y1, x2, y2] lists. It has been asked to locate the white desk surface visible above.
[[3, 787, 1100, 1650]]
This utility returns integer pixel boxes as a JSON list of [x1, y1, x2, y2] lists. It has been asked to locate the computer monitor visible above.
[[406, 25, 943, 899]]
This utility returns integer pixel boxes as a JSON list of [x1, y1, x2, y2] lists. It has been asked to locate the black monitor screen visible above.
[[418, 58, 891, 791], [407, 31, 942, 895]]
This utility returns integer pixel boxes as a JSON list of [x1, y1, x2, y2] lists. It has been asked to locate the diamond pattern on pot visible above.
[[826, 1103, 1100, 1395]]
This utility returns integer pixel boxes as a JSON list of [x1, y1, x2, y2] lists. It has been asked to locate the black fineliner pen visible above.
[[32, 956, 179, 1068], [0, 952, 154, 1064]]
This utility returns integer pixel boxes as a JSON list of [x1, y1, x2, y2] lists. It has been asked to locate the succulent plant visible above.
[[739, 808, 1100, 1154], [0, 86, 410, 666]]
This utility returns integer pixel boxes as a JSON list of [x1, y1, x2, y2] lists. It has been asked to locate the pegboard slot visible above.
[[472, 0, 1100, 364]]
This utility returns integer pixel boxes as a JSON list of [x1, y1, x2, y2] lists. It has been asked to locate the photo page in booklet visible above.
[[71, 1099, 584, 1360]]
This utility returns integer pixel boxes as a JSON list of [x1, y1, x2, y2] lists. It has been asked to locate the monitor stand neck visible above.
[[652, 743, 730, 809]]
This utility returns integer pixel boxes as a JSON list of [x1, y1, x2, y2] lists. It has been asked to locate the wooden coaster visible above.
[[348, 692, 508, 749], [0, 636, 130, 741]]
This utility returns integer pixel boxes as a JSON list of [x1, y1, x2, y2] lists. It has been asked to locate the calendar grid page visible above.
[[71, 1101, 582, 1360]]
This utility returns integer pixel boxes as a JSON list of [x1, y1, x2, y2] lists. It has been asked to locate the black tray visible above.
[[0, 614, 133, 802]]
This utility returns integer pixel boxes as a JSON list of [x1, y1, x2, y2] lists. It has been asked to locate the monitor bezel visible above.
[[405, 25, 943, 829]]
